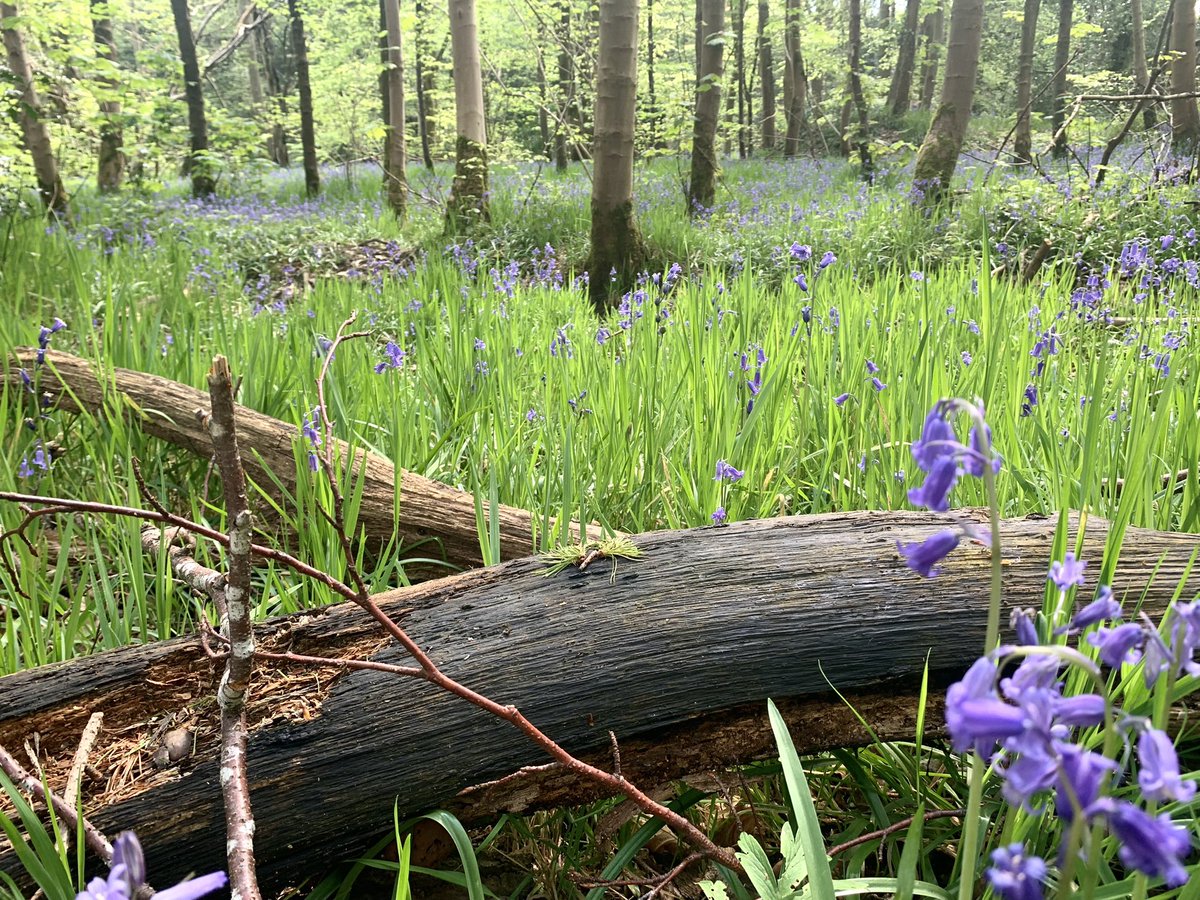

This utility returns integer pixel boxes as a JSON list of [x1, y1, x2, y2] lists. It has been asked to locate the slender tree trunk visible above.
[[1131, 0, 1156, 129], [1170, 0, 1200, 150], [169, 0, 215, 197], [588, 0, 643, 309], [880, 0, 893, 20], [782, 0, 806, 155], [259, 23, 289, 167], [887, 0, 921, 115], [694, 0, 702, 83], [734, 0, 746, 158], [414, 0, 435, 169], [911, 0, 983, 193], [1, 2, 70, 216], [1013, 0, 1039, 163], [555, 0, 573, 171], [1050, 0, 1072, 158], [688, 0, 724, 212], [90, 0, 125, 193], [537, 21, 552, 159], [918, 0, 944, 110], [287, 0, 318, 196], [757, 1, 775, 150], [848, 0, 873, 177], [382, 0, 405, 216], [378, 0, 389, 127], [646, 0, 660, 149], [446, 0, 489, 231]]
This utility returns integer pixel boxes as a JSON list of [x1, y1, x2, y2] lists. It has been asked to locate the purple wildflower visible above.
[[986, 844, 1046, 900], [1137, 729, 1197, 804], [907, 455, 959, 512], [1048, 552, 1087, 591], [1099, 800, 1192, 887], [76, 831, 226, 900], [834, 392, 851, 406], [897, 529, 960, 577], [711, 506, 727, 525], [714, 460, 745, 482]]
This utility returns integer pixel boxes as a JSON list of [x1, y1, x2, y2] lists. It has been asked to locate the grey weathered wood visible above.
[[1, 511, 1197, 893], [4, 348, 586, 578]]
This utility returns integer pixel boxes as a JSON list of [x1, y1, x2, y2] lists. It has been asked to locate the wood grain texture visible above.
[[5, 348, 582, 577], [1, 511, 1197, 893]]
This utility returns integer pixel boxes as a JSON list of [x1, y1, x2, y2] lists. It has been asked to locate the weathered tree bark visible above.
[[288, 0, 319, 197], [688, 0, 724, 213], [782, 0, 807, 156], [587, 0, 644, 310], [554, 0, 575, 171], [1, 2, 70, 216], [169, 0, 215, 198], [848, 0, 873, 177], [918, 0, 944, 110], [911, 0, 984, 194], [1013, 0, 1040, 164], [1, 512, 1195, 894], [1170, 0, 1200, 150], [4, 349, 583, 577], [90, 0, 125, 193], [757, 0, 775, 151], [1131, 0, 1156, 130], [257, 20, 289, 167], [887, 0, 922, 115], [414, 0, 435, 170], [381, 0, 406, 217], [1050, 0, 1072, 158], [446, 0, 489, 232]]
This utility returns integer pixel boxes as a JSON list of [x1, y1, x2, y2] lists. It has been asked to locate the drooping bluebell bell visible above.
[[711, 506, 727, 525], [1097, 799, 1192, 887], [1087, 622, 1147, 669], [1048, 552, 1087, 591], [906, 455, 958, 512], [986, 843, 1046, 900], [1056, 585, 1121, 636], [834, 392, 850, 406], [373, 341, 406, 374], [871, 377, 887, 392], [714, 460, 745, 483], [1136, 728, 1197, 804], [75, 831, 226, 900], [896, 528, 960, 577]]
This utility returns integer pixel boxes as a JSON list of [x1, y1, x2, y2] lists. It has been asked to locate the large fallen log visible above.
[[4, 348, 581, 577], [1, 511, 1197, 894]]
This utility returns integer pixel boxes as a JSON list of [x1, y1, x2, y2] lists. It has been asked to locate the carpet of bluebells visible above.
[[1, 146, 1199, 895]]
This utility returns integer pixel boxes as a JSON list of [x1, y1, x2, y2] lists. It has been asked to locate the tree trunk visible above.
[[918, 0, 944, 110], [1050, 0, 1072, 158], [6, 348, 591, 577], [378, 0, 389, 127], [734, 0, 746, 158], [848, 0, 873, 177], [886, 0, 921, 115], [1, 512, 1195, 895], [252, 21, 284, 165], [782, 0, 806, 155], [688, 0, 725, 213], [1013, 0, 1040, 163], [1170, 0, 1200, 150], [446, 0, 490, 232], [414, 0, 435, 170], [90, 0, 125, 193], [287, 0, 318, 197], [1131, 0, 1156, 130], [588, 0, 643, 310], [554, 0, 575, 171], [757, 0, 775, 151], [168, 0, 215, 197], [911, 0, 983, 194], [381, 0, 406, 217], [646, 0, 660, 149]]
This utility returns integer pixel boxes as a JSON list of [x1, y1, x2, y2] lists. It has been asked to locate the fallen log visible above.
[[4, 348, 582, 577], [1, 511, 1197, 894]]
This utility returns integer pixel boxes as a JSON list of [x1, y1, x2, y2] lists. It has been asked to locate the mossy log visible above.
[[4, 348, 583, 578], [1, 511, 1197, 893]]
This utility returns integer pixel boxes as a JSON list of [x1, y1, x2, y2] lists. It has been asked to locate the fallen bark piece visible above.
[[4, 348, 581, 577], [1, 511, 1197, 894]]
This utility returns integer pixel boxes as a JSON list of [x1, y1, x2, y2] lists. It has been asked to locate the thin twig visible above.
[[826, 807, 966, 858]]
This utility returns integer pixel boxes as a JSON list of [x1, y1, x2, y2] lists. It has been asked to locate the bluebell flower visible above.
[[907, 455, 958, 512], [1048, 552, 1087, 591], [986, 843, 1046, 900], [1098, 799, 1192, 886], [1057, 585, 1121, 635], [76, 831, 226, 900], [865, 359, 879, 375], [834, 392, 851, 406], [818, 251, 836, 269], [374, 341, 406, 374], [1010, 607, 1039, 646], [1088, 622, 1147, 669], [714, 460, 745, 482], [1055, 743, 1118, 822], [789, 242, 812, 262], [473, 338, 486, 351], [711, 506, 727, 525], [897, 529, 960, 577], [911, 403, 958, 472], [1137, 729, 1197, 804], [871, 377, 887, 392], [793, 272, 809, 291]]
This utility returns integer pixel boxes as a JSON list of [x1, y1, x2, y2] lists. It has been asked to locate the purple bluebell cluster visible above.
[[946, 572, 1196, 891], [36, 318, 67, 365], [300, 408, 322, 472], [76, 831, 226, 900]]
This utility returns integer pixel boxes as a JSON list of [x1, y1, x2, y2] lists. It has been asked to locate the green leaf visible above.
[[419, 810, 485, 900], [768, 699, 837, 900], [894, 803, 926, 900]]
